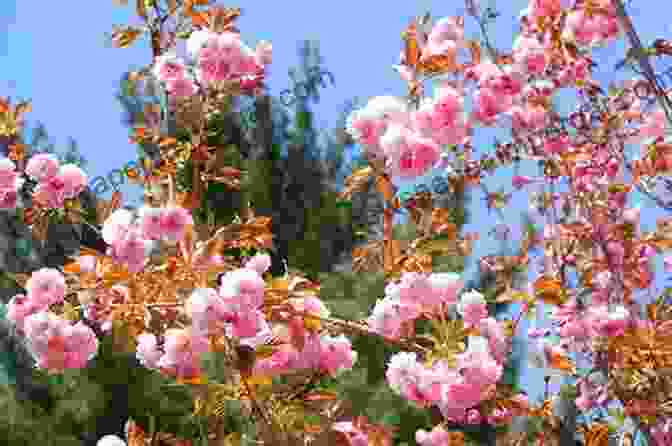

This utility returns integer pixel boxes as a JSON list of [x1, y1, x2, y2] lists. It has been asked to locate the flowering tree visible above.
[[6, 0, 672, 446]]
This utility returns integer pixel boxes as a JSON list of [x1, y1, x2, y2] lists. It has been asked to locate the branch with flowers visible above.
[[6, 0, 672, 445]]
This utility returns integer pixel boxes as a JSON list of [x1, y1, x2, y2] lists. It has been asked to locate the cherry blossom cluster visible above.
[[5, 267, 98, 374], [133, 253, 357, 380], [652, 418, 672, 446], [25, 153, 88, 208], [101, 206, 193, 272], [0, 157, 23, 209], [364, 271, 517, 424], [152, 27, 272, 99], [346, 0, 623, 185], [368, 273, 507, 358], [0, 153, 87, 209]]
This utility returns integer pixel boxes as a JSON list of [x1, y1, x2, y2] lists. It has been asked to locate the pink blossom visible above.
[[159, 206, 193, 242], [527, 0, 566, 21], [219, 268, 266, 310], [319, 334, 357, 376], [458, 296, 488, 328], [25, 153, 60, 182], [228, 309, 266, 338], [59, 164, 87, 198], [158, 328, 204, 379], [186, 29, 216, 59], [512, 175, 537, 190], [386, 351, 422, 396], [6, 294, 42, 332], [0, 158, 18, 189], [138, 206, 163, 240], [509, 104, 547, 133], [36, 174, 68, 208], [243, 253, 271, 275], [513, 34, 548, 75], [26, 268, 66, 307], [332, 422, 369, 446], [107, 226, 148, 273], [254, 40, 272, 65], [665, 256, 672, 273], [427, 272, 463, 305], [0, 188, 18, 209], [196, 32, 246, 84], [472, 88, 510, 125], [78, 255, 97, 273], [416, 425, 451, 446], [367, 295, 421, 339], [441, 380, 483, 412], [102, 209, 134, 244], [386, 132, 440, 179], [152, 51, 187, 82], [543, 134, 569, 154], [165, 78, 198, 98]]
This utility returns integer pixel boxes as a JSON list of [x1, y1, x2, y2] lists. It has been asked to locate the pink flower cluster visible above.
[[384, 335, 512, 424], [25, 153, 87, 208], [253, 332, 357, 378], [345, 91, 461, 179], [152, 28, 272, 98], [651, 417, 672, 446], [102, 206, 192, 272], [367, 272, 463, 338], [135, 253, 356, 380], [347, 3, 620, 183], [6, 268, 98, 373], [0, 157, 22, 209]]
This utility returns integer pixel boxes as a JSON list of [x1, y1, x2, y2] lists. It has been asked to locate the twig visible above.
[[612, 0, 672, 125]]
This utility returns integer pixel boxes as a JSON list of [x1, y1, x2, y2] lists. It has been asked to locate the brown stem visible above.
[[278, 307, 429, 354]]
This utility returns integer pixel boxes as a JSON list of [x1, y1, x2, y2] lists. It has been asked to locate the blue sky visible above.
[[2, 0, 671, 406]]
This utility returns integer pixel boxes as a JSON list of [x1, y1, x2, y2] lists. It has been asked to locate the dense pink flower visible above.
[[26, 268, 66, 307], [25, 153, 60, 182], [107, 226, 148, 273], [59, 164, 87, 198], [186, 29, 216, 59], [254, 40, 273, 66], [416, 425, 451, 446], [186, 288, 223, 336], [6, 294, 42, 332], [527, 0, 566, 21], [0, 158, 18, 189], [427, 272, 463, 306], [458, 336, 503, 386], [472, 88, 511, 125], [244, 253, 272, 275], [0, 188, 18, 209], [159, 206, 193, 242], [157, 328, 204, 379], [218, 267, 266, 310], [513, 34, 548, 75], [165, 78, 198, 98], [332, 422, 369, 446], [457, 290, 487, 328], [102, 209, 134, 244], [386, 132, 440, 179], [367, 295, 421, 339], [138, 206, 163, 240], [319, 334, 357, 376], [35, 174, 68, 208], [665, 256, 672, 273], [152, 51, 187, 82], [22, 313, 97, 373], [386, 351, 422, 396], [196, 32, 248, 84]]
